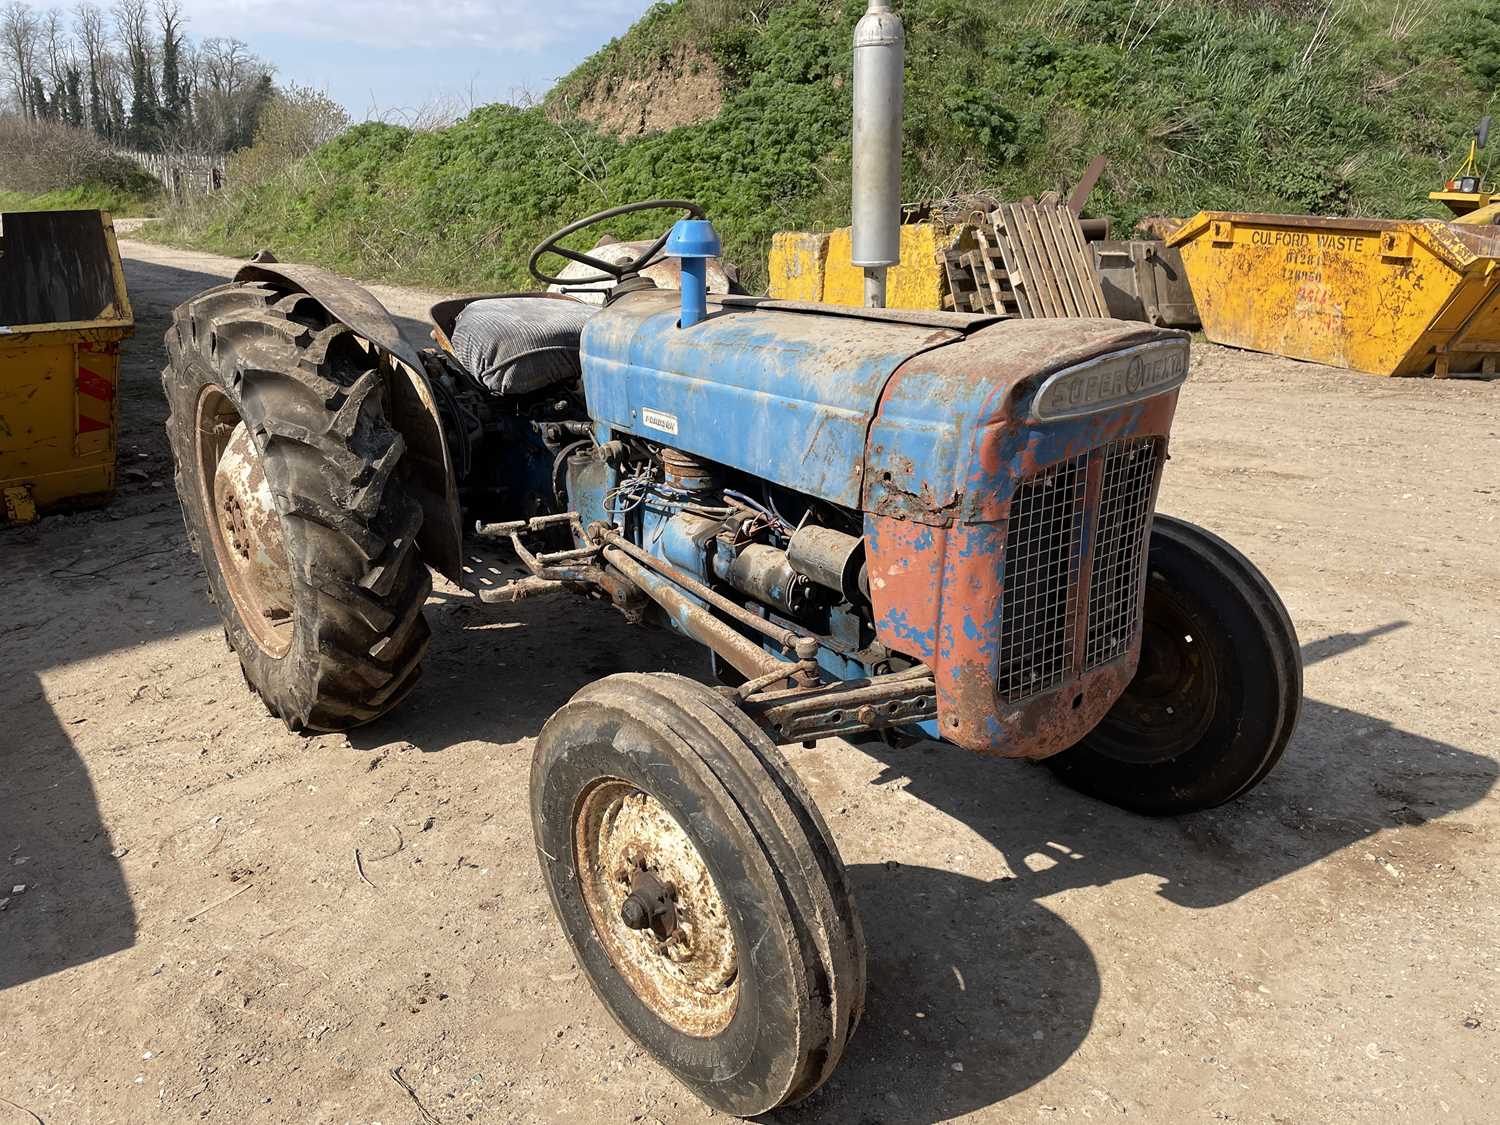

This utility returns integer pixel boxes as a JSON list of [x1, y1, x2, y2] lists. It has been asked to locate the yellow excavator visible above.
[[1432, 116, 1499, 226]]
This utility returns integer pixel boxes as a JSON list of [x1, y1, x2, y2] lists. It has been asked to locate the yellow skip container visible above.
[[0, 209, 134, 520], [1169, 212, 1500, 377]]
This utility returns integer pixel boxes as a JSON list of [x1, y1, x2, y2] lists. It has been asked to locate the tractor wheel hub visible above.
[[204, 416, 295, 655], [575, 780, 738, 1037]]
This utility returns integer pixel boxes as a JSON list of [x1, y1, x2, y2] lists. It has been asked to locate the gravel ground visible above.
[[1, 236, 1497, 1125]]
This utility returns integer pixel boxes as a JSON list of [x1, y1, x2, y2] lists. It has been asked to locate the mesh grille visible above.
[[996, 452, 1089, 703], [1085, 438, 1162, 668]]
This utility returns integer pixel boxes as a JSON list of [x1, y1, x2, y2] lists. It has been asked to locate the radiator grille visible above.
[[996, 452, 1089, 703], [1086, 438, 1164, 669], [996, 437, 1164, 703], [1085, 438, 1162, 668]]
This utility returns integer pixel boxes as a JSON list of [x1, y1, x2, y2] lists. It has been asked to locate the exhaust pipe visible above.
[[851, 0, 904, 309]]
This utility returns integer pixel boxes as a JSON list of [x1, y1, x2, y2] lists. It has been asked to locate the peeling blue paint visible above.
[[583, 289, 961, 507], [880, 609, 935, 657]]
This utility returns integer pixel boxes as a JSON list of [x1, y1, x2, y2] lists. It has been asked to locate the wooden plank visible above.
[[1040, 205, 1089, 316], [1034, 206, 1076, 315], [942, 252, 978, 313], [992, 208, 1037, 318], [973, 227, 1008, 317], [1063, 210, 1110, 315], [966, 228, 1002, 318], [942, 252, 974, 311], [1028, 205, 1074, 315], [979, 245, 1019, 303], [1017, 204, 1068, 317], [996, 207, 1032, 318], [1002, 202, 1050, 315], [962, 249, 995, 313], [1055, 205, 1105, 315], [993, 205, 1037, 318], [1059, 205, 1102, 315]]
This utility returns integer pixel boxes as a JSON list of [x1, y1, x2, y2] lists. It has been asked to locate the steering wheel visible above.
[[528, 199, 706, 287]]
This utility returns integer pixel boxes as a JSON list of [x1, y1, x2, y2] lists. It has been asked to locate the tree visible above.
[[64, 62, 82, 125], [196, 35, 272, 153], [231, 82, 348, 184], [114, 0, 158, 148], [1, 1, 40, 117], [2, 0, 275, 156], [155, 0, 183, 137], [75, 2, 107, 135]]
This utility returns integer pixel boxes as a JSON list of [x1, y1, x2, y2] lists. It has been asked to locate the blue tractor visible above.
[[160, 9, 1299, 1114]]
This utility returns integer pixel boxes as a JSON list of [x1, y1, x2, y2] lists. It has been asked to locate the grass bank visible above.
[[146, 0, 1500, 293], [0, 183, 159, 216]]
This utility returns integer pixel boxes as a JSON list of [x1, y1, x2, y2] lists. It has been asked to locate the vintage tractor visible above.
[[160, 6, 1300, 1115]]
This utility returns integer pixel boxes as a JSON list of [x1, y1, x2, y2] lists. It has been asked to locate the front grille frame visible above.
[[995, 453, 1090, 703], [995, 436, 1164, 704]]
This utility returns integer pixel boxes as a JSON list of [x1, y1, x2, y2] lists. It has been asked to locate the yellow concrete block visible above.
[[768, 231, 830, 301], [823, 223, 955, 309], [768, 222, 964, 310]]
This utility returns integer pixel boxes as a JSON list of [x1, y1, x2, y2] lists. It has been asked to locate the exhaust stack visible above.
[[851, 0, 904, 308]]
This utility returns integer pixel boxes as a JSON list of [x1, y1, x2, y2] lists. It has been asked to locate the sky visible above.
[[171, 0, 658, 118]]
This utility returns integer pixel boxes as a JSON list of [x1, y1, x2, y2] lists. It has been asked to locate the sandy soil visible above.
[[2, 237, 1497, 1125]]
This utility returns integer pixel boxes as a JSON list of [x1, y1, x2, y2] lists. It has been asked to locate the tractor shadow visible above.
[[347, 587, 700, 752], [779, 621, 1498, 1123], [1, 251, 233, 992], [1, 249, 444, 994]]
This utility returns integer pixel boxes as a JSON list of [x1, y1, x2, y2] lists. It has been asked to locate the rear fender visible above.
[[235, 260, 464, 583]]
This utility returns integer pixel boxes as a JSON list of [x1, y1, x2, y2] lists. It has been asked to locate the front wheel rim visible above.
[[573, 778, 740, 1037]]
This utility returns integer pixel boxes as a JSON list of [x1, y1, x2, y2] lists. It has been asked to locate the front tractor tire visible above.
[[162, 281, 431, 732], [1046, 515, 1302, 815], [532, 673, 865, 1116]]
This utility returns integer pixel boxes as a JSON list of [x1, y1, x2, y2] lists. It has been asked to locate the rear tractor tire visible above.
[[1046, 515, 1302, 815], [162, 281, 431, 731], [531, 673, 865, 1116]]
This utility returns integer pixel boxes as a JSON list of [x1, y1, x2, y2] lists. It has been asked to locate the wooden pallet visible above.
[[991, 199, 1108, 319], [939, 199, 1108, 320]]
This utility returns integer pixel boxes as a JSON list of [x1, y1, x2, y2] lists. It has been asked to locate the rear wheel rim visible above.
[[1085, 585, 1218, 765], [195, 386, 295, 658], [573, 778, 740, 1037]]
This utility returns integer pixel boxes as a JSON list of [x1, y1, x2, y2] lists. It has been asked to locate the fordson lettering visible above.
[[1031, 342, 1190, 421]]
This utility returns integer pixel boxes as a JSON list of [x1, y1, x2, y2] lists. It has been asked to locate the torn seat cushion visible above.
[[450, 297, 596, 395]]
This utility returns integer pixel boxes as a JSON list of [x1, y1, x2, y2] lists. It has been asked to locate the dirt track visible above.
[[2, 236, 1498, 1125]]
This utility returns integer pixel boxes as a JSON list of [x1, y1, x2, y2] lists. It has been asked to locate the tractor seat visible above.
[[449, 297, 597, 396]]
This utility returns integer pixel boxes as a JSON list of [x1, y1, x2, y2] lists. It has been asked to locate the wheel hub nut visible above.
[[619, 868, 678, 941]]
